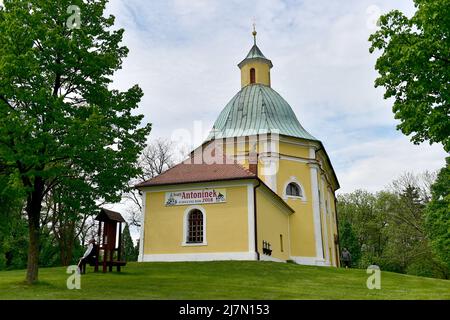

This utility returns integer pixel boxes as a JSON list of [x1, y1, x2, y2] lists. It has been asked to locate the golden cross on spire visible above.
[[252, 18, 257, 45]]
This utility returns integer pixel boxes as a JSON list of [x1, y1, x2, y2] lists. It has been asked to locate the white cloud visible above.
[[334, 136, 448, 194]]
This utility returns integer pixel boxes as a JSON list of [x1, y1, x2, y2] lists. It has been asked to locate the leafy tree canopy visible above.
[[369, 0, 450, 151], [425, 157, 450, 269], [0, 0, 151, 283]]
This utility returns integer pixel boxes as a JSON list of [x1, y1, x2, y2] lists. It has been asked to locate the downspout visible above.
[[248, 145, 260, 261], [253, 179, 261, 261]]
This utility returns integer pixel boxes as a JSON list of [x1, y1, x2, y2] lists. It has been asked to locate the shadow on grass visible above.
[[8, 280, 58, 289]]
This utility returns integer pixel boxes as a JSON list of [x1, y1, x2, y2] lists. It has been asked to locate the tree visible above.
[[337, 190, 388, 268], [338, 221, 361, 267], [125, 139, 176, 227], [338, 172, 448, 278], [0, 174, 28, 270], [425, 157, 450, 270], [369, 0, 449, 278], [0, 161, 28, 270], [40, 183, 100, 266], [122, 224, 138, 262], [384, 184, 426, 272], [0, 0, 151, 283], [369, 0, 450, 151]]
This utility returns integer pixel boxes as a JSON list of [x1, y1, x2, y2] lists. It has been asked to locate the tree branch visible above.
[[0, 94, 15, 111]]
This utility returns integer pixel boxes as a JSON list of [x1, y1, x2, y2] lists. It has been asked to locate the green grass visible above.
[[0, 261, 449, 299]]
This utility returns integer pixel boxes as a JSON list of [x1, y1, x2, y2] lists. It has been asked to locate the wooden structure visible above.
[[95, 208, 127, 273]]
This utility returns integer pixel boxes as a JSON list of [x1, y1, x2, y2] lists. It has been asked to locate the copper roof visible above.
[[135, 161, 256, 188], [238, 44, 273, 68], [96, 208, 126, 222], [206, 84, 318, 142], [135, 160, 294, 214]]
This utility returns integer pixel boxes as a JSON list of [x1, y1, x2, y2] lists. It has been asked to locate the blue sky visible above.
[[105, 0, 447, 194]]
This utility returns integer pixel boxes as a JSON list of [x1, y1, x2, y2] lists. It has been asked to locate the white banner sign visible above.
[[165, 189, 226, 206]]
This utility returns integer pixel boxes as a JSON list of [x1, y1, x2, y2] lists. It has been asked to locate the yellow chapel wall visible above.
[[192, 137, 340, 265], [142, 184, 250, 255], [313, 169, 339, 267], [255, 187, 291, 261], [278, 142, 310, 159], [278, 140, 340, 265], [275, 158, 317, 257], [219, 138, 320, 259], [240, 61, 271, 87]]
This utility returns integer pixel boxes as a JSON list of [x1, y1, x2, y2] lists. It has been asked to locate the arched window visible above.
[[286, 182, 301, 197], [250, 68, 256, 84], [187, 209, 203, 243]]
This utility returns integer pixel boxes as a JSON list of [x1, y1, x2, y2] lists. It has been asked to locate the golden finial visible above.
[[252, 20, 257, 45]]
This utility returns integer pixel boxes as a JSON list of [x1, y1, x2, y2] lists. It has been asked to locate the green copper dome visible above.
[[207, 84, 317, 141]]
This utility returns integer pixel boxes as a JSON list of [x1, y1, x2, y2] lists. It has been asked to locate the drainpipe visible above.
[[248, 146, 260, 261], [253, 179, 261, 261]]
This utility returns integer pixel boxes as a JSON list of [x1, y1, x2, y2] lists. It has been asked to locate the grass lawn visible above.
[[0, 261, 449, 300]]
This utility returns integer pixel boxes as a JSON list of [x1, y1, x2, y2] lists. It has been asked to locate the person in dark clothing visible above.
[[341, 248, 352, 268], [77, 239, 98, 274]]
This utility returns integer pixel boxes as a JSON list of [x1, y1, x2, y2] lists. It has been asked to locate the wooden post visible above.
[[117, 222, 122, 272], [102, 222, 107, 273]]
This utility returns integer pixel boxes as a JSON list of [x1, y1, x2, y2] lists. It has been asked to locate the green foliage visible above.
[[0, 0, 151, 280], [0, 253, 5, 270], [369, 0, 450, 151], [38, 227, 60, 268], [122, 224, 138, 262], [0, 0, 151, 204], [337, 190, 389, 268], [406, 254, 449, 279], [337, 173, 449, 279], [42, 184, 96, 266], [338, 221, 360, 267], [0, 175, 28, 270], [425, 158, 450, 269]]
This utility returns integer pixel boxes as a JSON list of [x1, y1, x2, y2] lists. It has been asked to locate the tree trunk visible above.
[[25, 177, 44, 284], [59, 233, 74, 266]]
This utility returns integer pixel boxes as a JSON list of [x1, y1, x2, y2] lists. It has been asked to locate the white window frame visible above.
[[282, 176, 307, 202], [182, 205, 207, 246]]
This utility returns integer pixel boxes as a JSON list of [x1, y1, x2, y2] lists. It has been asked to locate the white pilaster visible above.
[[327, 190, 337, 266], [260, 157, 278, 193], [321, 176, 330, 265], [309, 163, 324, 262]]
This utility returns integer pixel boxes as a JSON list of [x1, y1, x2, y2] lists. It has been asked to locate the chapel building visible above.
[[136, 31, 341, 267]]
